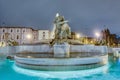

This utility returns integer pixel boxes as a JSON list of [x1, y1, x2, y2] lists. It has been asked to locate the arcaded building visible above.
[[0, 26, 38, 44]]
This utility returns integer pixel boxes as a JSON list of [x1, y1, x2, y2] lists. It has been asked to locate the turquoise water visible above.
[[0, 56, 120, 80]]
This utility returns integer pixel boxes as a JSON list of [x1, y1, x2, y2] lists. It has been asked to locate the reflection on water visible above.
[[1, 55, 120, 80], [13, 63, 109, 79]]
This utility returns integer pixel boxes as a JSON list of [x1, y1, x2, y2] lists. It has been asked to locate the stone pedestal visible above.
[[54, 42, 70, 58]]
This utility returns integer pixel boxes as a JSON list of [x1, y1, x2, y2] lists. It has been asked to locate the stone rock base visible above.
[[53, 42, 70, 58]]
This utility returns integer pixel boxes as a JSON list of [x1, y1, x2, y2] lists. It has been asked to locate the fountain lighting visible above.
[[14, 13, 108, 71], [13, 64, 109, 79]]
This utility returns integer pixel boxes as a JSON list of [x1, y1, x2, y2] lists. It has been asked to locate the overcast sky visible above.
[[0, 0, 120, 36]]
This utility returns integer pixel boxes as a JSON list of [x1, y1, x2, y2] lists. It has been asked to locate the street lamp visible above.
[[76, 33, 80, 39], [26, 33, 33, 44], [95, 32, 101, 43], [26, 34, 32, 40], [95, 32, 100, 38]]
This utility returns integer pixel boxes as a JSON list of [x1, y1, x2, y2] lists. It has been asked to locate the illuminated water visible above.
[[0, 55, 120, 80]]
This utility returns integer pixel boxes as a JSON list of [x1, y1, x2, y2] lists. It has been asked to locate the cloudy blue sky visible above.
[[0, 0, 120, 36]]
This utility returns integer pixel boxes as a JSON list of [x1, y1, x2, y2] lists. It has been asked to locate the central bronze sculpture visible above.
[[51, 13, 71, 45]]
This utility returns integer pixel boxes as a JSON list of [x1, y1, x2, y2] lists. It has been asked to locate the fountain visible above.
[[14, 13, 108, 71]]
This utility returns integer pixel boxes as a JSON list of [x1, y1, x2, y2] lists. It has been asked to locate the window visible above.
[[17, 35, 19, 39], [3, 29, 4, 32], [43, 32, 45, 34], [23, 30, 25, 33], [11, 29, 13, 32], [17, 29, 19, 32], [2, 35, 4, 39], [10, 35, 13, 39], [43, 35, 45, 37], [43, 34, 45, 39], [119, 51, 120, 53], [43, 32, 46, 39]]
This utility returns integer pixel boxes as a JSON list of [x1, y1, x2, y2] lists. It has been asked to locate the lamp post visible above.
[[26, 33, 33, 44], [95, 32, 100, 40], [95, 32, 101, 45], [76, 33, 80, 40]]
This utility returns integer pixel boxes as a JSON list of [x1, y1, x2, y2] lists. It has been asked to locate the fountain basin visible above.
[[15, 54, 108, 71]]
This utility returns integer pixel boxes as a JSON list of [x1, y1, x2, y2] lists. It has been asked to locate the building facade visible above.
[[0, 27, 38, 45], [101, 28, 118, 46], [0, 26, 55, 46], [38, 30, 50, 40]]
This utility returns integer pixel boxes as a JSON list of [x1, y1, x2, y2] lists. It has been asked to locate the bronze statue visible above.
[[51, 13, 71, 45]]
